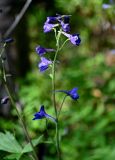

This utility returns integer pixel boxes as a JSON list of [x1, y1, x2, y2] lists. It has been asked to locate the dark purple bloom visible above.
[[56, 14, 71, 22], [45, 17, 57, 23], [60, 22, 70, 32], [38, 57, 52, 72], [1, 96, 9, 104], [63, 16, 70, 23], [55, 87, 79, 100], [62, 32, 81, 45], [43, 14, 71, 33], [56, 14, 71, 32], [36, 46, 55, 56], [33, 105, 56, 122]]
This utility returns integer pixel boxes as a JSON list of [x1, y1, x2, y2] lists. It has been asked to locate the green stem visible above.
[[55, 122, 61, 160], [59, 39, 69, 51], [52, 35, 61, 160], [52, 49, 59, 118]]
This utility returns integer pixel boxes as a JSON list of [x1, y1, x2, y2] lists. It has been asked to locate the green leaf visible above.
[[22, 135, 43, 153], [3, 153, 22, 160], [0, 131, 22, 153]]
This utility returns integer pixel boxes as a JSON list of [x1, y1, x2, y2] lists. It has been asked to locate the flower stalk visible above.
[[52, 30, 62, 160]]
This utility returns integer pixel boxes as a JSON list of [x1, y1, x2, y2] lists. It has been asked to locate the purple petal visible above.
[[36, 46, 55, 56], [69, 34, 81, 45], [45, 17, 57, 23], [61, 22, 70, 32], [33, 105, 56, 122], [38, 57, 52, 72], [43, 23, 58, 33], [36, 46, 46, 56], [55, 87, 79, 100]]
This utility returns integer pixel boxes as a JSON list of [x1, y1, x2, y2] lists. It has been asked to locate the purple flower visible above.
[[57, 14, 71, 32], [45, 17, 57, 23], [43, 14, 71, 33], [36, 46, 55, 56], [60, 22, 70, 32], [33, 105, 56, 122], [62, 32, 81, 45], [43, 23, 58, 33], [38, 57, 52, 72], [56, 14, 71, 22], [55, 87, 79, 100], [1, 96, 9, 104]]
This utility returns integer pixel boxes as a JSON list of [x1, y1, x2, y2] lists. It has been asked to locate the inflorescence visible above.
[[33, 14, 81, 122]]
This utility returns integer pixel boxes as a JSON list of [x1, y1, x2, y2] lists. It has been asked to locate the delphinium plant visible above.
[[0, 13, 81, 160], [33, 13, 81, 160]]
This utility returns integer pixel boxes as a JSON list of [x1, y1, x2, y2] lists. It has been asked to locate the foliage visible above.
[[0, 131, 43, 160]]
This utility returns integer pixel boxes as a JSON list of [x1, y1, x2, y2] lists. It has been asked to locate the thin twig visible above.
[[4, 0, 32, 38]]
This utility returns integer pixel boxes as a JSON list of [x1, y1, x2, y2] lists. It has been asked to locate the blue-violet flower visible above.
[[45, 16, 57, 23], [60, 21, 70, 32], [55, 87, 79, 100], [43, 23, 58, 33], [38, 57, 52, 72], [62, 32, 81, 45], [43, 14, 71, 33], [33, 105, 56, 122], [57, 14, 71, 32], [36, 45, 55, 56]]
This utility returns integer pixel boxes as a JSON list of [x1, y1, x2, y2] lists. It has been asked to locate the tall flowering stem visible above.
[[36, 13, 81, 159], [52, 30, 62, 160], [0, 42, 38, 160]]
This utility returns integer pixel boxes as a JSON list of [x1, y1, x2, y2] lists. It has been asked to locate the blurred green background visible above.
[[0, 0, 115, 159]]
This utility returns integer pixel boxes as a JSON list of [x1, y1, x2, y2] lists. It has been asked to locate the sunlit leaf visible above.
[[0, 131, 22, 153]]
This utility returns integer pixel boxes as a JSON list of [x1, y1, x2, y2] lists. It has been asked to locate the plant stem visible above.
[[52, 32, 61, 160]]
